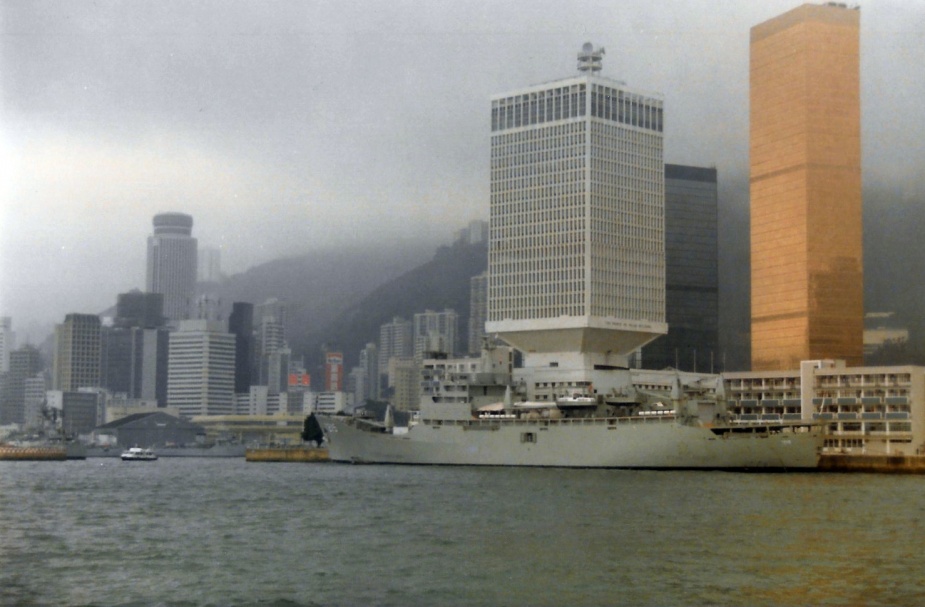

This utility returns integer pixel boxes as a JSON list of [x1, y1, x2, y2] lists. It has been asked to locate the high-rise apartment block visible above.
[[254, 298, 287, 387], [643, 164, 719, 371], [359, 342, 379, 401], [486, 43, 666, 380], [378, 316, 413, 392], [413, 309, 458, 359], [167, 320, 235, 416], [0, 316, 13, 373], [750, 4, 863, 370], [468, 272, 489, 355], [53, 313, 101, 392], [146, 212, 198, 322]]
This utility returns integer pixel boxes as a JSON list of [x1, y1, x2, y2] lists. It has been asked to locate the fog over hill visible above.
[[212, 170, 925, 379]]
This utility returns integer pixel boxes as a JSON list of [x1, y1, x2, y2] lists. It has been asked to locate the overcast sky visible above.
[[2, 0, 924, 341]]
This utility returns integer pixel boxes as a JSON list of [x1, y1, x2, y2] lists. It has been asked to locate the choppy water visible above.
[[1, 459, 924, 607]]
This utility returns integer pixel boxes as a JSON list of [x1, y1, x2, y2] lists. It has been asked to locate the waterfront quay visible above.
[[245, 446, 329, 462]]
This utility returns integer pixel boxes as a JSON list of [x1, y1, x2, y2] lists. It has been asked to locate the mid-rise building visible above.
[[486, 43, 666, 396], [22, 375, 48, 429], [642, 164, 719, 372], [146, 212, 198, 322], [53, 313, 101, 392], [388, 357, 420, 411], [750, 4, 863, 370], [725, 362, 924, 456], [167, 320, 235, 417], [0, 345, 43, 425]]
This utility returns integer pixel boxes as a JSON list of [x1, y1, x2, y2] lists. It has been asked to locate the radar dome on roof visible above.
[[577, 42, 605, 73]]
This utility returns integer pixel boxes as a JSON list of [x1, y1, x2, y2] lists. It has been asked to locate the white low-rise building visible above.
[[724, 361, 925, 456]]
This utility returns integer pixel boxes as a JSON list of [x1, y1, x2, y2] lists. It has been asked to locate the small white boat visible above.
[[121, 447, 158, 461]]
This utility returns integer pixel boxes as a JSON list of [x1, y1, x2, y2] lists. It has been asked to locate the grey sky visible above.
[[2, 0, 924, 341]]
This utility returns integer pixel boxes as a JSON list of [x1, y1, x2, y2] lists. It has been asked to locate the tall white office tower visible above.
[[146, 213, 198, 322], [486, 43, 666, 398], [167, 320, 235, 417]]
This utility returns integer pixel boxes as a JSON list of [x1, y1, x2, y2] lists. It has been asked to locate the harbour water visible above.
[[2, 459, 923, 607]]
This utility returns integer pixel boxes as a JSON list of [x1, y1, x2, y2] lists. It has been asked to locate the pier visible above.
[[245, 446, 329, 463]]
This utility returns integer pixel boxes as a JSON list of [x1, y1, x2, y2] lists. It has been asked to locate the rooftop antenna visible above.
[[577, 42, 604, 74]]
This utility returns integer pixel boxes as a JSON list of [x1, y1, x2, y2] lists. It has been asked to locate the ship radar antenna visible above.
[[577, 42, 605, 74]]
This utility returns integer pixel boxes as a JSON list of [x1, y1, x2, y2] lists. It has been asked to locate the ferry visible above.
[[121, 447, 158, 462]]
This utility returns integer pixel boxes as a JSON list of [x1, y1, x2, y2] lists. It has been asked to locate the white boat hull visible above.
[[321, 415, 822, 470]]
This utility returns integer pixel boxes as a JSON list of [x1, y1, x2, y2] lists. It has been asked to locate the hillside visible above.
[[301, 240, 488, 372]]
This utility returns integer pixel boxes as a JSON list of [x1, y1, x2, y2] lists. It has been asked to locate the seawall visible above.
[[819, 453, 925, 474], [0, 446, 67, 461]]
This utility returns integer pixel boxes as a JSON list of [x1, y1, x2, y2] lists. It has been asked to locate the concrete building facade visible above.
[[53, 313, 101, 392], [749, 4, 863, 370]]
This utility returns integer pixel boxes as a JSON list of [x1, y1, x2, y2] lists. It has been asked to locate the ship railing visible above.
[[429, 414, 679, 428]]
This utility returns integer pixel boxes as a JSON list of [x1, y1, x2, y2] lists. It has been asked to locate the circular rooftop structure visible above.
[[152, 212, 194, 235]]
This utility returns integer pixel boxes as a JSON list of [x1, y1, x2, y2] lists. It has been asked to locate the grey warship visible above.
[[321, 347, 822, 470]]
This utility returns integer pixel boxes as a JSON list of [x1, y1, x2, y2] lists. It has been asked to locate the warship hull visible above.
[[321, 414, 822, 470]]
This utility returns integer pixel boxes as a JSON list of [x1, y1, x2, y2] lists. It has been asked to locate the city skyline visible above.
[[2, 0, 924, 342]]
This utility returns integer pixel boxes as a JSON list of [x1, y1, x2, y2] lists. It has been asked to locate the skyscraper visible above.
[[486, 43, 666, 385], [750, 4, 863, 370], [642, 164, 719, 371], [146, 212, 198, 322], [53, 313, 101, 392], [228, 302, 254, 394]]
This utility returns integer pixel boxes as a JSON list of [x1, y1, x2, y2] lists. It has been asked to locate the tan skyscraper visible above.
[[750, 3, 863, 371]]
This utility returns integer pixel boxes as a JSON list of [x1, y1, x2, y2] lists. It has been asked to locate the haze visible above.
[[2, 0, 924, 342]]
